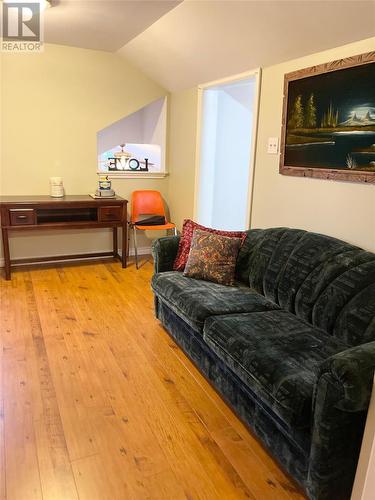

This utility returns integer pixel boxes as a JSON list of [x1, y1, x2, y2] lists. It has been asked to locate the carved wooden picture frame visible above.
[[280, 51, 375, 183]]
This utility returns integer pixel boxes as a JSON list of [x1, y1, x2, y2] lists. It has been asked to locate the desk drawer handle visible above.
[[17, 215, 28, 219]]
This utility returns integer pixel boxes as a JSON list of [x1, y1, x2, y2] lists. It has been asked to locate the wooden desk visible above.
[[0, 195, 128, 280]]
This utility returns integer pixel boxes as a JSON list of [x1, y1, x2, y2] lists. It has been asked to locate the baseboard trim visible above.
[[128, 246, 151, 257], [0, 246, 151, 268]]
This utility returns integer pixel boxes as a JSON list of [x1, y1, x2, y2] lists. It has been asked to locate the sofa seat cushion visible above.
[[203, 310, 348, 431], [151, 271, 280, 333]]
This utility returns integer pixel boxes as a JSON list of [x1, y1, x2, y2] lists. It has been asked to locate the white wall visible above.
[[212, 81, 254, 230], [97, 97, 166, 173], [197, 89, 218, 227], [97, 110, 142, 155], [141, 97, 166, 145], [97, 97, 166, 155], [197, 79, 255, 230]]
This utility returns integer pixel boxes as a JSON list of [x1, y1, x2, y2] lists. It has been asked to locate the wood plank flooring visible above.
[[0, 259, 306, 500]]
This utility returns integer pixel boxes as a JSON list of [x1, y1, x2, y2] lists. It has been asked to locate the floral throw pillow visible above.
[[173, 219, 245, 271], [183, 229, 242, 286]]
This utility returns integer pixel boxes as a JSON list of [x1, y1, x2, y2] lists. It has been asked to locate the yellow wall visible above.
[[167, 88, 198, 229], [2, 38, 375, 263], [252, 37, 375, 251], [0, 43, 168, 260], [167, 37, 375, 251]]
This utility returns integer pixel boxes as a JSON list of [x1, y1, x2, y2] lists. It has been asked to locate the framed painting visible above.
[[280, 51, 375, 183]]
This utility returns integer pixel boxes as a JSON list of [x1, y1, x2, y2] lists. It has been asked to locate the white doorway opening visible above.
[[194, 70, 261, 230]]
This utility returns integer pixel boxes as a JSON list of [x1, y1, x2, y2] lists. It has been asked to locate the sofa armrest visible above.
[[152, 236, 180, 274], [316, 341, 375, 412], [306, 342, 375, 499]]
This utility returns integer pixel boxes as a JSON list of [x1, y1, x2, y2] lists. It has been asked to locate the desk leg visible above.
[[2, 228, 11, 280], [122, 222, 127, 268], [113, 227, 118, 259]]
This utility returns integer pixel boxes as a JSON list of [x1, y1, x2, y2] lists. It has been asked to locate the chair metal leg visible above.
[[133, 226, 139, 269]]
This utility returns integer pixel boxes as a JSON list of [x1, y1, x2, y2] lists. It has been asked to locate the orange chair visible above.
[[130, 190, 177, 269]]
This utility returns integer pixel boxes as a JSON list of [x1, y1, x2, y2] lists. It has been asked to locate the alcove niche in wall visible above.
[[97, 96, 167, 178]]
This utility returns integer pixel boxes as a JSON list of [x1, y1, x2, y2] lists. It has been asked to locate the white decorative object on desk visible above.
[[92, 174, 116, 198], [49, 177, 64, 198]]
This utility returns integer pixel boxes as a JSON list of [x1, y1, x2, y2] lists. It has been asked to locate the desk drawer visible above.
[[98, 206, 122, 222], [10, 209, 36, 226]]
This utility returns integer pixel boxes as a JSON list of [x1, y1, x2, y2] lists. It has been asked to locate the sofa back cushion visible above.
[[235, 228, 375, 346]]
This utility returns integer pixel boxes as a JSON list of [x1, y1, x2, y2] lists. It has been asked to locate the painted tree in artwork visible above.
[[288, 95, 304, 129], [305, 93, 317, 128], [320, 102, 339, 128]]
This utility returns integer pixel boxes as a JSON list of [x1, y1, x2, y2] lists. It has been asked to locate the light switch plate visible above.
[[267, 137, 279, 154]]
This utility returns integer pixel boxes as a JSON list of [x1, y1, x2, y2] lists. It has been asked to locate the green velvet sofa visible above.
[[151, 227, 375, 500]]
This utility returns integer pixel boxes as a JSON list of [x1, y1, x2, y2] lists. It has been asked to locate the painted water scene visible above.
[[281, 53, 375, 183]]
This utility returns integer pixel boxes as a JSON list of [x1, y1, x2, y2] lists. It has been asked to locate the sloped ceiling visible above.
[[44, 0, 182, 52], [117, 0, 375, 91]]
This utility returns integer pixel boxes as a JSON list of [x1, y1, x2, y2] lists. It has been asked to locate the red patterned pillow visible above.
[[173, 219, 246, 271]]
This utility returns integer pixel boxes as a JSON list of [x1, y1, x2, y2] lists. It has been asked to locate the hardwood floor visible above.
[[0, 259, 305, 500]]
